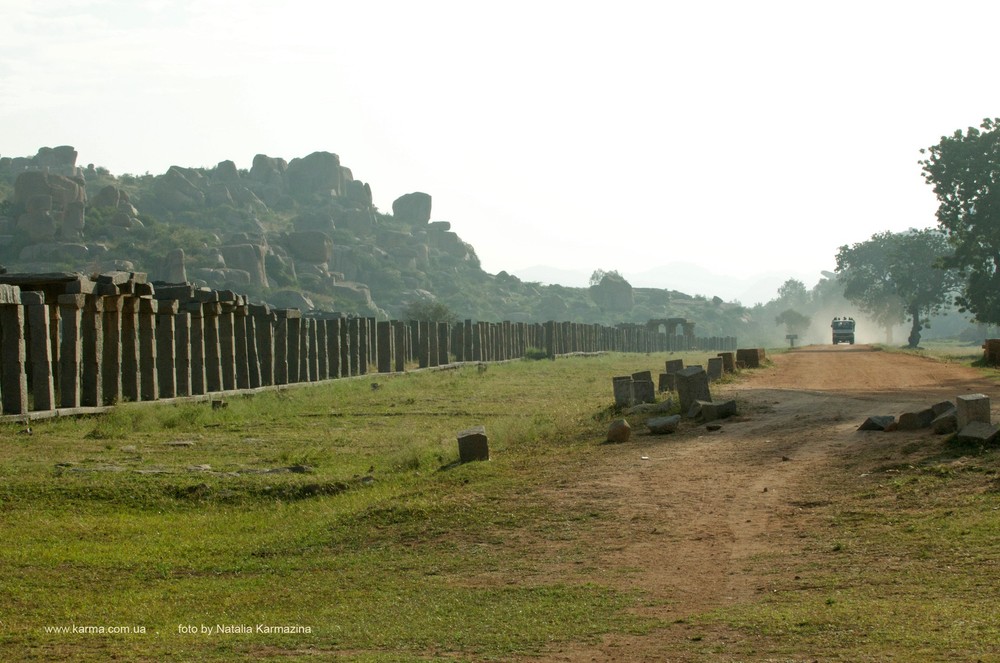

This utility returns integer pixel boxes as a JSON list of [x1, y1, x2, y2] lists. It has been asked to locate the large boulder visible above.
[[286, 151, 343, 201], [286, 230, 333, 264], [13, 170, 87, 240], [590, 271, 634, 312], [219, 244, 268, 287], [392, 192, 432, 225], [154, 166, 206, 209]]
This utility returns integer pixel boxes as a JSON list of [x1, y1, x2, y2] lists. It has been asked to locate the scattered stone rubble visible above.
[[859, 393, 999, 444]]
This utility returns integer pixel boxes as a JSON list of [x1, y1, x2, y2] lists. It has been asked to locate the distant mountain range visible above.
[[511, 262, 823, 307]]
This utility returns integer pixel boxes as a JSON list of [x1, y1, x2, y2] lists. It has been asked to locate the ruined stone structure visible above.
[[0, 271, 740, 419]]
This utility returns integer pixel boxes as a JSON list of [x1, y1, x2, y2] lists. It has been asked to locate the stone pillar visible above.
[[326, 318, 341, 379], [121, 296, 140, 402], [339, 318, 350, 377], [298, 317, 311, 382], [203, 302, 223, 392], [717, 351, 736, 374], [57, 294, 85, 409], [79, 296, 104, 407], [307, 317, 320, 381], [393, 321, 406, 372], [707, 356, 724, 382], [234, 302, 250, 389], [138, 297, 158, 402], [544, 321, 556, 359], [287, 313, 302, 383], [273, 309, 290, 385], [0, 299, 28, 415], [186, 302, 207, 395], [437, 322, 450, 365], [175, 309, 192, 396], [358, 318, 369, 375], [102, 296, 123, 405], [463, 319, 473, 362], [23, 292, 54, 412], [156, 300, 178, 398], [314, 318, 328, 380], [348, 318, 360, 376], [244, 310, 260, 388], [377, 321, 393, 373], [218, 301, 237, 391], [251, 304, 274, 386]]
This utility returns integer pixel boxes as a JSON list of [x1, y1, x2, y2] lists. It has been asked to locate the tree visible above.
[[777, 278, 809, 309], [835, 229, 961, 347], [403, 299, 457, 323], [919, 118, 1000, 323], [775, 309, 810, 338]]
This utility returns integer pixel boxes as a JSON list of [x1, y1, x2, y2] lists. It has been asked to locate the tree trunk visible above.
[[907, 305, 922, 348]]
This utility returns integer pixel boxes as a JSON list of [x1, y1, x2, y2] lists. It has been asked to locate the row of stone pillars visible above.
[[0, 280, 739, 417]]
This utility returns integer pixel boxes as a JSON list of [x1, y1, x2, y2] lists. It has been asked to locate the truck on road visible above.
[[831, 317, 855, 344]]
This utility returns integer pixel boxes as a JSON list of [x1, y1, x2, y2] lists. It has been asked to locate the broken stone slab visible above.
[[688, 399, 736, 422], [931, 409, 958, 434], [606, 418, 631, 444], [931, 401, 955, 416], [612, 376, 634, 408], [858, 415, 896, 431], [897, 407, 937, 431], [457, 425, 489, 462], [647, 415, 680, 434], [955, 421, 1000, 445], [956, 394, 990, 429], [706, 357, 724, 382], [624, 397, 673, 416], [631, 379, 656, 405]]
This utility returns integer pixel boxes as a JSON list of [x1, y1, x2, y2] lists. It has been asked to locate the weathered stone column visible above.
[[138, 297, 158, 402], [287, 312, 302, 383], [339, 318, 350, 377], [185, 302, 207, 395], [156, 300, 178, 398], [377, 321, 393, 373], [326, 317, 341, 379], [348, 318, 361, 376], [358, 318, 371, 375], [81, 295, 104, 407], [120, 296, 140, 402], [233, 301, 250, 390], [251, 304, 274, 386], [463, 319, 473, 362], [544, 321, 556, 359], [314, 318, 328, 380], [0, 295, 28, 414], [175, 309, 192, 396], [393, 321, 406, 372], [306, 317, 319, 382], [365, 318, 376, 374], [23, 292, 54, 412], [57, 294, 84, 409], [245, 310, 261, 388], [437, 322, 450, 365], [273, 309, 290, 385], [218, 300, 237, 391], [102, 296, 123, 405], [203, 302, 223, 392]]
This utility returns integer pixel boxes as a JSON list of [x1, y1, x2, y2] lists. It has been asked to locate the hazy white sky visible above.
[[2, 0, 998, 299]]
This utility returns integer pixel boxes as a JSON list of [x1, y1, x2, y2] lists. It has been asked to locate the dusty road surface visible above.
[[537, 345, 999, 662]]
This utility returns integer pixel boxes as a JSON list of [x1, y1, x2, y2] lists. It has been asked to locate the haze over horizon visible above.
[[4, 0, 999, 295]]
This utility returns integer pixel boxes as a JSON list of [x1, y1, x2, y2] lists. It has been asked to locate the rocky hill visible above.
[[0, 146, 754, 336]]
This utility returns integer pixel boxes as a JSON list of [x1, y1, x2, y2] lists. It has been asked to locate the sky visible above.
[[2, 0, 999, 303]]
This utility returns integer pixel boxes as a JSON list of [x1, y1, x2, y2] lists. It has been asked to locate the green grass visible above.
[[0, 352, 704, 661]]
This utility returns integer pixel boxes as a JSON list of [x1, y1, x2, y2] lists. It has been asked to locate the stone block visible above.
[[897, 407, 937, 431], [736, 348, 765, 368], [717, 352, 735, 373], [707, 357, 724, 381], [631, 379, 656, 405], [457, 425, 489, 462], [956, 394, 990, 430], [0, 283, 21, 304], [858, 415, 895, 431], [675, 366, 711, 415], [613, 376, 634, 408], [606, 418, 631, 444], [699, 399, 737, 422], [955, 421, 999, 445], [931, 410, 957, 434], [647, 415, 680, 434]]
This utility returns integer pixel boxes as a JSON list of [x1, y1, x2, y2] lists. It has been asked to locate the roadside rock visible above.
[[606, 418, 631, 444]]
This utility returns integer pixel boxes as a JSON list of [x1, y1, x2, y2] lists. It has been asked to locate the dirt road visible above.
[[541, 345, 999, 661]]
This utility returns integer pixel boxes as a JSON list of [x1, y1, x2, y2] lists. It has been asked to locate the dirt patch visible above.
[[530, 345, 1000, 661]]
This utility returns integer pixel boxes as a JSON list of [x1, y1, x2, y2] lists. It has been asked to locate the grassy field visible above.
[[0, 352, 701, 662], [3, 347, 1000, 661]]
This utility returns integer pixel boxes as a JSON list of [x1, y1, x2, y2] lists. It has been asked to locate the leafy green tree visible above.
[[777, 278, 809, 309], [775, 309, 810, 337], [920, 118, 1000, 323], [835, 229, 961, 347]]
